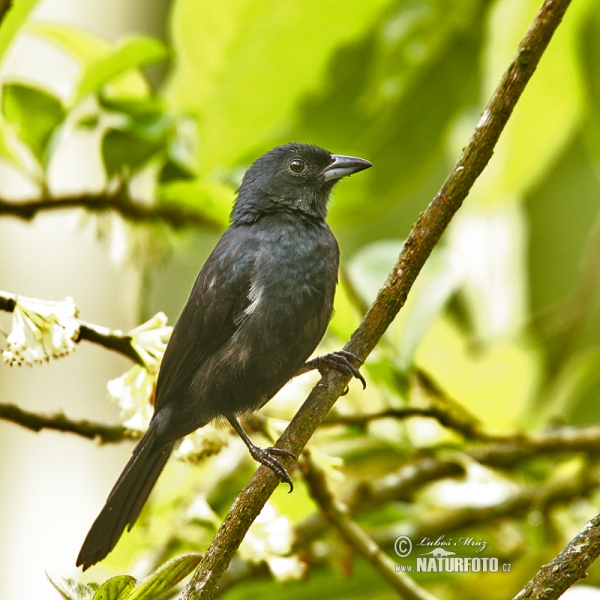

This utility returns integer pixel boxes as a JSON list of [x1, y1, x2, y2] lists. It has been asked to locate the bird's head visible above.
[[231, 143, 371, 223]]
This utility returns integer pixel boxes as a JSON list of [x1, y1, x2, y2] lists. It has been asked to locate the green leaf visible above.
[[303, 0, 486, 229], [101, 121, 168, 177], [2, 82, 65, 164], [75, 36, 168, 104], [98, 95, 166, 121], [0, 115, 21, 165], [92, 575, 136, 600], [27, 25, 166, 104], [159, 159, 196, 184], [125, 553, 202, 600], [76, 114, 100, 129], [167, 0, 390, 171], [0, 0, 39, 62], [46, 572, 94, 600], [26, 22, 110, 63]]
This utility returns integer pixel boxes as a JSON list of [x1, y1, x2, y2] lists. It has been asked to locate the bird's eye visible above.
[[289, 159, 306, 174]]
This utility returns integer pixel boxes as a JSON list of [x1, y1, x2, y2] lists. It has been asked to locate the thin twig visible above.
[[217, 464, 600, 596], [296, 425, 600, 550], [410, 468, 600, 542], [77, 321, 144, 365], [302, 451, 438, 600], [0, 193, 222, 231], [0, 402, 130, 443], [183, 2, 574, 597]]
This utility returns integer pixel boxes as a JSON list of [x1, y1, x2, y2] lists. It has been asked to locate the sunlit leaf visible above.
[[92, 576, 136, 600], [27, 22, 109, 62], [98, 94, 167, 121], [101, 118, 169, 177], [27, 25, 164, 104], [167, 0, 390, 171], [2, 82, 65, 164], [75, 36, 168, 104], [0, 0, 39, 62], [125, 553, 202, 600]]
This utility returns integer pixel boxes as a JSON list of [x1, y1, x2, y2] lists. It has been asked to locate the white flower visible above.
[[174, 426, 230, 462], [129, 311, 172, 374], [107, 312, 172, 430], [267, 556, 307, 582], [2, 295, 80, 366], [239, 502, 305, 581], [107, 364, 155, 431]]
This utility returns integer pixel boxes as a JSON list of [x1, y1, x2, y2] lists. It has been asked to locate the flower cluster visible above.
[[2, 295, 80, 366], [107, 312, 172, 431], [240, 502, 307, 582]]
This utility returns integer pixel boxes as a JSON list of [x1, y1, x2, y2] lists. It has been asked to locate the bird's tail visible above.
[[76, 427, 175, 570]]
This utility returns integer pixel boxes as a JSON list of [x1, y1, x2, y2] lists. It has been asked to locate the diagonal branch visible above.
[[182, 0, 574, 598], [513, 513, 600, 600]]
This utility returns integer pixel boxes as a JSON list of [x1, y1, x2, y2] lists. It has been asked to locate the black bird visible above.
[[77, 143, 371, 570]]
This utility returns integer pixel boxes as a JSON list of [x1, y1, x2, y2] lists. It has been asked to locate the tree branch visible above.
[[0, 402, 129, 443], [216, 464, 600, 597], [302, 451, 438, 600], [183, 1, 574, 598], [513, 512, 600, 600], [295, 425, 600, 550], [77, 321, 144, 365], [0, 192, 222, 232]]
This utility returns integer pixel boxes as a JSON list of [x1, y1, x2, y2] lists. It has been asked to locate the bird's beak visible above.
[[323, 154, 372, 182]]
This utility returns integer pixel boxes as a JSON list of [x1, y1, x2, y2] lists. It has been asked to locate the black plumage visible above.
[[77, 143, 371, 570]]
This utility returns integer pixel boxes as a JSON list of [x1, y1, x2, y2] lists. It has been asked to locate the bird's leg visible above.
[[227, 416, 296, 493], [300, 349, 366, 391]]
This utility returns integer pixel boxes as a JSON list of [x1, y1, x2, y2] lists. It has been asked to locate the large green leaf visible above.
[[27, 25, 165, 104], [26, 22, 109, 63], [167, 0, 390, 172], [0, 0, 39, 62], [102, 125, 166, 178], [2, 82, 65, 164], [125, 553, 202, 600], [75, 36, 168, 104], [92, 576, 136, 600]]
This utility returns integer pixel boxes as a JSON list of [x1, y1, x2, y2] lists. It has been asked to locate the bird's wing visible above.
[[153, 227, 256, 411]]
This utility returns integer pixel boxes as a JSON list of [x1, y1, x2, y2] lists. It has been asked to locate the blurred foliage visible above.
[[4, 0, 600, 598]]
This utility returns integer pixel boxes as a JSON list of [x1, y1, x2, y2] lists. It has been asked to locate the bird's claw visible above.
[[249, 445, 296, 493], [306, 350, 366, 390]]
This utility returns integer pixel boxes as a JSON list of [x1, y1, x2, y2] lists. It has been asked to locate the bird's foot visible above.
[[304, 350, 366, 390], [249, 445, 296, 493]]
